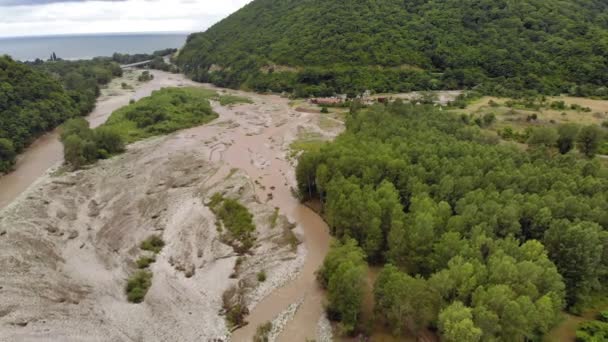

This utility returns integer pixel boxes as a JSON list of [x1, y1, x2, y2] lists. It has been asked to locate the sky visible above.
[[0, 0, 254, 38]]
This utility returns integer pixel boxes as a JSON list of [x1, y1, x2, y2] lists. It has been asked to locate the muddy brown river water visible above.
[[0, 70, 334, 341]]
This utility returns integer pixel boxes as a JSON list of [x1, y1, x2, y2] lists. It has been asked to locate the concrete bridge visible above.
[[120, 60, 153, 69]]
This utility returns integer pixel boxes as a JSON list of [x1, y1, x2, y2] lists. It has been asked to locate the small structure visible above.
[[310, 97, 343, 106]]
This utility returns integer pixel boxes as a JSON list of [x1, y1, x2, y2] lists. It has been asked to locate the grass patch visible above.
[[208, 193, 256, 253], [102, 87, 218, 143], [140, 235, 165, 254], [218, 94, 253, 106], [126, 270, 153, 303], [136, 255, 156, 269], [269, 208, 280, 229], [222, 285, 249, 328], [254, 322, 272, 342]]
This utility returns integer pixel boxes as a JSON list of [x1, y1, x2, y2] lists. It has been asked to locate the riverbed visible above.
[[0, 70, 340, 341]]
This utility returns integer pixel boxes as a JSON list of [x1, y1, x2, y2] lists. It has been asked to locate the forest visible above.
[[0, 55, 120, 173], [178, 0, 608, 97], [297, 102, 608, 340]]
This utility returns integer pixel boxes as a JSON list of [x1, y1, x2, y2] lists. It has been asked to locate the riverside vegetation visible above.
[[0, 56, 121, 172], [60, 87, 218, 168], [297, 101, 608, 340]]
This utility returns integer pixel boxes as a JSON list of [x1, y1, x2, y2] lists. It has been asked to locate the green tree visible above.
[[63, 134, 86, 168], [577, 125, 604, 158], [557, 124, 579, 154], [438, 302, 482, 342], [528, 127, 558, 149], [318, 239, 367, 335], [0, 138, 16, 172], [544, 220, 606, 306], [374, 264, 436, 335]]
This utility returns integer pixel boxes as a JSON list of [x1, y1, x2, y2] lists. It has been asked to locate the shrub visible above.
[[138, 71, 154, 82], [218, 95, 252, 106], [136, 256, 156, 269], [140, 235, 165, 254], [576, 320, 608, 341], [257, 270, 267, 282], [600, 311, 608, 322], [208, 194, 256, 253], [126, 270, 153, 303], [320, 106, 329, 113], [254, 322, 272, 342]]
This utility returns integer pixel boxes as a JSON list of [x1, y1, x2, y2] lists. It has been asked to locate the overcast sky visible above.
[[0, 0, 253, 37]]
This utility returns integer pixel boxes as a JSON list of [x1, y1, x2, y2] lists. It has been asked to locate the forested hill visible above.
[[178, 0, 608, 97]]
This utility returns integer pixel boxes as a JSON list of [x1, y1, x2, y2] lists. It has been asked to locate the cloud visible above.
[[0, 0, 253, 37]]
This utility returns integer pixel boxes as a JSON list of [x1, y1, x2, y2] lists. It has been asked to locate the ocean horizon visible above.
[[0, 32, 189, 61]]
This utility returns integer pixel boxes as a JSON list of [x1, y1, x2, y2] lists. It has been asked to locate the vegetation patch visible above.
[[208, 193, 256, 253], [137, 70, 154, 82], [0, 56, 121, 172], [140, 235, 165, 254], [254, 322, 272, 342], [269, 208, 280, 228], [317, 239, 367, 335], [126, 270, 153, 303], [218, 94, 253, 106], [576, 320, 608, 341], [125, 235, 165, 303], [102, 87, 218, 143], [222, 285, 249, 329], [136, 255, 156, 269]]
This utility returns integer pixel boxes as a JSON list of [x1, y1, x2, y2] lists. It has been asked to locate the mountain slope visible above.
[[178, 0, 608, 97]]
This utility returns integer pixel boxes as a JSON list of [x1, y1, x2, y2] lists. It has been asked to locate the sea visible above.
[[0, 33, 189, 61]]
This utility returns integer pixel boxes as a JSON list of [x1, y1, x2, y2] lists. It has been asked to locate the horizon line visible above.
[[0, 31, 193, 40]]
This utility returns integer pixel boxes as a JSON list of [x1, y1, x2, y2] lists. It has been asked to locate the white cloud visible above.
[[0, 0, 253, 37]]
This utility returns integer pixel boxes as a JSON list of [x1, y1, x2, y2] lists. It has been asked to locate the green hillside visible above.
[[178, 0, 608, 97]]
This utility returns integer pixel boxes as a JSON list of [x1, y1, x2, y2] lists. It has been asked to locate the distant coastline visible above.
[[0, 32, 189, 61]]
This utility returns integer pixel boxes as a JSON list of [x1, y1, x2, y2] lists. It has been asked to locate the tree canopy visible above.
[[304, 102, 608, 338], [0, 55, 121, 173]]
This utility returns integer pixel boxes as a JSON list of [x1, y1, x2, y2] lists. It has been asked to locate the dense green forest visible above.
[[297, 102, 608, 339], [0, 56, 120, 173], [178, 0, 608, 97]]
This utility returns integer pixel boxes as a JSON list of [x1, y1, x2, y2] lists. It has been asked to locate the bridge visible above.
[[120, 60, 153, 69]]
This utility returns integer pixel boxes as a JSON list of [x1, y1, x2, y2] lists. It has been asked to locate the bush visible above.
[[138, 71, 154, 82], [257, 270, 267, 282], [254, 322, 272, 342], [136, 256, 156, 269], [208, 194, 256, 253], [320, 106, 329, 113], [576, 320, 608, 341], [227, 304, 249, 328], [140, 235, 165, 254], [218, 95, 253, 106], [126, 270, 153, 303]]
